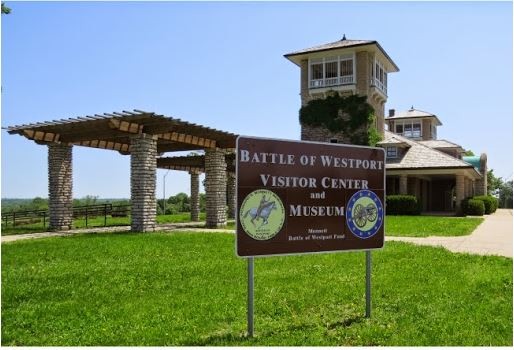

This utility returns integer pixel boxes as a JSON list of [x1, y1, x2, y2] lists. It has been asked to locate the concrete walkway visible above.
[[387, 209, 513, 258], [1, 221, 235, 244]]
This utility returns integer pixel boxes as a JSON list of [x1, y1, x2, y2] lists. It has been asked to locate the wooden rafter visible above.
[[108, 118, 144, 134], [73, 139, 130, 153], [23, 129, 60, 143], [157, 132, 216, 148]]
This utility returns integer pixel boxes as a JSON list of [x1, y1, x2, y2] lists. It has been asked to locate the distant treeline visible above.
[[2, 193, 206, 214]]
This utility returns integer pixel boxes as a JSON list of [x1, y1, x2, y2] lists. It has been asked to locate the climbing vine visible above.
[[299, 93, 382, 146]]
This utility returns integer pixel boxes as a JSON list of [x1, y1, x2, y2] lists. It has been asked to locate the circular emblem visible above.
[[346, 190, 384, 239], [239, 189, 285, 240]]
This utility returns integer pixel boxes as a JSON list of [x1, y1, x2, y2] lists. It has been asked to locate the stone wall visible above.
[[190, 171, 200, 222], [130, 134, 157, 232], [205, 148, 227, 227], [48, 144, 73, 231], [226, 172, 236, 219], [474, 153, 488, 196]]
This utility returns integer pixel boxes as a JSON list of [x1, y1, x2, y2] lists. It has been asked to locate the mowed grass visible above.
[[385, 216, 484, 237], [2, 232, 511, 346]]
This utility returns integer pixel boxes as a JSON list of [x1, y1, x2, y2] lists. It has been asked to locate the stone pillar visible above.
[[48, 144, 73, 231], [205, 148, 227, 228], [455, 174, 465, 214], [300, 59, 310, 106], [130, 134, 157, 232], [226, 171, 236, 219], [190, 170, 200, 222], [399, 175, 408, 195]]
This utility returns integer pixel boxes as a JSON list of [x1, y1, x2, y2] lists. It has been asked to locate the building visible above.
[[285, 37, 486, 214], [284, 35, 399, 142]]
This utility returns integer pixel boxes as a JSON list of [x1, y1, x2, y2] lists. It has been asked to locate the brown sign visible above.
[[236, 136, 385, 257]]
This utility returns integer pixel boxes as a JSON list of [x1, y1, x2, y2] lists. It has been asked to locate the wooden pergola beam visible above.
[[73, 139, 130, 153], [108, 118, 144, 134], [157, 132, 216, 149], [23, 129, 60, 143]]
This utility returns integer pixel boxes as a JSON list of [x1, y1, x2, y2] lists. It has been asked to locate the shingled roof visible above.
[[284, 37, 400, 72], [385, 108, 442, 126], [382, 131, 478, 171], [418, 139, 464, 150]]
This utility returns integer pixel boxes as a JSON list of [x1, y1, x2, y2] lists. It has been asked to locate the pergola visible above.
[[5, 109, 238, 231]]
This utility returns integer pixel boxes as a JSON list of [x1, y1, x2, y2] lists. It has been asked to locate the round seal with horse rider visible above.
[[239, 189, 285, 241]]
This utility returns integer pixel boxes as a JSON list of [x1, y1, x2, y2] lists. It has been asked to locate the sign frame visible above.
[[235, 135, 386, 258]]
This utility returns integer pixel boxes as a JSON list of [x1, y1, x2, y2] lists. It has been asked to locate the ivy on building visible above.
[[299, 93, 382, 146]]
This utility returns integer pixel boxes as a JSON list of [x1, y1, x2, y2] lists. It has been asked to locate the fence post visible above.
[[85, 206, 88, 227], [13, 212, 16, 227], [43, 212, 46, 229], [104, 204, 108, 226]]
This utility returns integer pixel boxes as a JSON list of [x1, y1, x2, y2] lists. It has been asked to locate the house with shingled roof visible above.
[[285, 37, 487, 214]]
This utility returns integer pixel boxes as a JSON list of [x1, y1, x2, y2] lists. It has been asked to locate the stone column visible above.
[[190, 170, 200, 222], [399, 175, 408, 195], [130, 134, 157, 232], [226, 171, 236, 219], [455, 174, 465, 214], [48, 144, 73, 231], [205, 148, 227, 228]]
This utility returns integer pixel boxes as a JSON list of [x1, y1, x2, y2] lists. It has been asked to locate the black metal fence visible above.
[[1, 203, 131, 229]]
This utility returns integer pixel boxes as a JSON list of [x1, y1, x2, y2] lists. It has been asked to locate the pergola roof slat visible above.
[[5, 109, 238, 153]]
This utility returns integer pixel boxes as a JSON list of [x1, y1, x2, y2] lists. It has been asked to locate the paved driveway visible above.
[[387, 209, 513, 258]]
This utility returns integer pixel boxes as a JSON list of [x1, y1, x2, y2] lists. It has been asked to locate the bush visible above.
[[473, 195, 498, 214], [386, 195, 420, 215], [465, 199, 485, 216]]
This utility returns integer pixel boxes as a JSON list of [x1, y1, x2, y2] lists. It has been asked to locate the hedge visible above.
[[465, 199, 485, 216], [386, 195, 420, 215], [473, 195, 498, 214]]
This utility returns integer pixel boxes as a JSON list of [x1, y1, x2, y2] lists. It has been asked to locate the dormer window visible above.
[[386, 147, 398, 158], [309, 54, 355, 88], [393, 120, 422, 139]]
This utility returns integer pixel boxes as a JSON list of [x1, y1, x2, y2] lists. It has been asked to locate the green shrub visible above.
[[386, 195, 420, 215], [465, 199, 485, 216], [473, 195, 498, 214]]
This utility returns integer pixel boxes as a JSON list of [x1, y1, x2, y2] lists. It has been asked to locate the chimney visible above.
[[388, 109, 395, 117]]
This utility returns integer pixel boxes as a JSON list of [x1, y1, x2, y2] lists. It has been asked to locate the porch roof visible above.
[[382, 131, 481, 178]]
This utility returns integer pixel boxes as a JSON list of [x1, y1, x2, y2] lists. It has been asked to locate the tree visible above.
[[487, 169, 503, 195], [2, 2, 11, 14], [499, 181, 513, 209], [464, 149, 475, 156]]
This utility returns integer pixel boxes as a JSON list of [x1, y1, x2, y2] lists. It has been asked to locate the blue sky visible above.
[[1, 1, 512, 198]]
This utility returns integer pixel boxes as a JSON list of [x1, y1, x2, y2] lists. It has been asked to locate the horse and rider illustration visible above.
[[243, 195, 277, 227]]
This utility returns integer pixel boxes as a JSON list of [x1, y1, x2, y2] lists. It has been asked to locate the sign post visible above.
[[236, 136, 385, 335], [247, 257, 254, 337], [366, 250, 372, 318]]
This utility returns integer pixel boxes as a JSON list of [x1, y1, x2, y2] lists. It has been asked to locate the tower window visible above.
[[309, 55, 355, 88], [340, 59, 353, 76]]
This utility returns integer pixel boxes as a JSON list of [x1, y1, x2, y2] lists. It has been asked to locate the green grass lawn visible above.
[[385, 216, 484, 237], [2, 232, 511, 346]]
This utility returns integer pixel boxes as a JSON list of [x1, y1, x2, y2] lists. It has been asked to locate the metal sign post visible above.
[[236, 136, 386, 334], [247, 257, 254, 337], [365, 250, 372, 318]]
